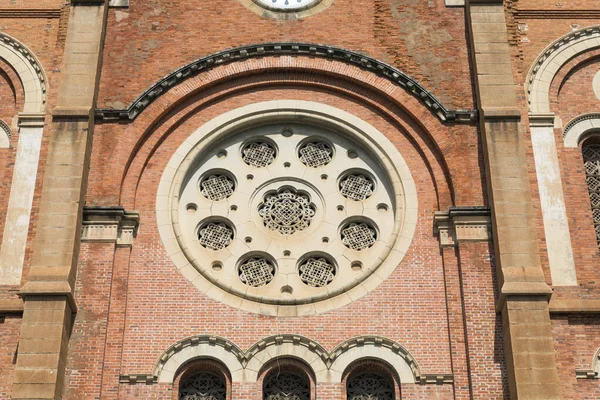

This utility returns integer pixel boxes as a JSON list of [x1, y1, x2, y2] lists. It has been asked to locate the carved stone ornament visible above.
[[258, 188, 316, 235], [81, 206, 140, 247], [433, 206, 491, 248], [239, 257, 275, 287]]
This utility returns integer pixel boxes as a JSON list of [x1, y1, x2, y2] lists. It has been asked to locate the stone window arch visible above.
[[173, 359, 231, 400], [343, 360, 400, 400], [260, 359, 315, 400]]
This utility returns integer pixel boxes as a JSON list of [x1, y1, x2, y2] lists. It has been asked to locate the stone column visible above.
[[12, 1, 109, 399], [467, 1, 561, 399]]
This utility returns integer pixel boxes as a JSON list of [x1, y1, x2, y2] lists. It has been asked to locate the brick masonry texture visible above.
[[0, 0, 600, 399]]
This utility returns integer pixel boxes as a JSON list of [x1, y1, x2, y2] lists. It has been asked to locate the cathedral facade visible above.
[[1, 0, 600, 398]]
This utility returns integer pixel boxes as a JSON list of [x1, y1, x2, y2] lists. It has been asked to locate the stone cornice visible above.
[[434, 206, 492, 248], [95, 43, 478, 124], [81, 206, 140, 247]]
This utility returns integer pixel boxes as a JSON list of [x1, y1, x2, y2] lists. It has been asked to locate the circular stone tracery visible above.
[[161, 101, 417, 315], [258, 188, 316, 235]]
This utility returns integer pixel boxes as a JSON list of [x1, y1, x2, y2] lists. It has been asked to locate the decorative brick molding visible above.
[[95, 43, 477, 123], [0, 118, 10, 148], [563, 113, 600, 147], [81, 206, 140, 247], [575, 348, 600, 379], [434, 206, 492, 248], [144, 334, 453, 385]]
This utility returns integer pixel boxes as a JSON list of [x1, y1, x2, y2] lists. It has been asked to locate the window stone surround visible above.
[[157, 100, 418, 316]]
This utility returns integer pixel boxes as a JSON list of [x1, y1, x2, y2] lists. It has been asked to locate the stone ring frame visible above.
[[143, 335, 453, 385], [157, 100, 418, 317], [238, 0, 334, 20]]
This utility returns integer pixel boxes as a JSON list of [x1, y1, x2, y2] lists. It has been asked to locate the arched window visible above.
[[179, 371, 226, 400], [263, 370, 311, 400], [346, 372, 395, 400], [582, 142, 600, 248]]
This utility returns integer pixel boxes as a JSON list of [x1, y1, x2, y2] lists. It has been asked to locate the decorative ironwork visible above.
[[198, 222, 234, 250], [583, 144, 600, 249], [298, 257, 335, 287], [239, 257, 275, 287], [339, 174, 374, 201], [200, 175, 235, 201], [263, 372, 310, 400], [346, 372, 394, 400], [341, 222, 377, 251], [179, 372, 226, 400], [258, 188, 316, 235], [242, 142, 276, 167], [299, 141, 333, 167]]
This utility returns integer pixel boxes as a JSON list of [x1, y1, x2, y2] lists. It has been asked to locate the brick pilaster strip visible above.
[[467, 1, 561, 399], [13, 1, 109, 399]]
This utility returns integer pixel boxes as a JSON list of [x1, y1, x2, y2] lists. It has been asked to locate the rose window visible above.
[[258, 188, 316, 235], [164, 109, 414, 316]]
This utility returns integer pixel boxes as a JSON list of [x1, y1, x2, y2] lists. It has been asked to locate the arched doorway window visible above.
[[179, 371, 226, 400], [582, 142, 600, 248], [263, 371, 310, 400], [346, 372, 395, 400]]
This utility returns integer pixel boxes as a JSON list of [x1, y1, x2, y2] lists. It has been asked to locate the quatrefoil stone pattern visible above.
[[341, 222, 377, 251], [197, 222, 234, 250], [339, 174, 374, 201], [238, 257, 275, 287], [298, 141, 333, 167], [200, 175, 235, 201], [241, 142, 276, 167], [258, 189, 316, 235], [298, 257, 335, 287]]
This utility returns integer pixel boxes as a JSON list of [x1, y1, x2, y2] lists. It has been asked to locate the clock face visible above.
[[254, 0, 319, 11]]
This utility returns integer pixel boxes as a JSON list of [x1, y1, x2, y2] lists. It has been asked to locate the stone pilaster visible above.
[[467, 1, 561, 398], [12, 1, 109, 399]]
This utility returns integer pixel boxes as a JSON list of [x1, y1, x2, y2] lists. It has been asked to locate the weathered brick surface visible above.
[[0, 0, 599, 399]]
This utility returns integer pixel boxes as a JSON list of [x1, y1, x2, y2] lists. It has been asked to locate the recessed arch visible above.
[[0, 118, 10, 148], [563, 113, 600, 148]]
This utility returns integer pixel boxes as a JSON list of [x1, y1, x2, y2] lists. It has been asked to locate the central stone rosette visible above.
[[258, 188, 316, 235]]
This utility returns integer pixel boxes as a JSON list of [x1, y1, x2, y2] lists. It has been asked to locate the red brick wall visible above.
[[0, 315, 21, 399]]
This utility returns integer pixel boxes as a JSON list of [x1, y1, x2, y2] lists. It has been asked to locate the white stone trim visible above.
[[527, 26, 600, 115], [563, 113, 600, 148], [157, 100, 418, 316], [0, 33, 47, 286], [523, 27, 600, 287], [151, 335, 446, 385], [237, 0, 334, 20], [0, 118, 9, 148]]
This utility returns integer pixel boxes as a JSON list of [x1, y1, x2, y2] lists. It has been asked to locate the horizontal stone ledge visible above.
[[18, 281, 77, 313], [52, 106, 92, 119], [548, 299, 600, 314], [0, 298, 24, 313], [480, 107, 522, 119]]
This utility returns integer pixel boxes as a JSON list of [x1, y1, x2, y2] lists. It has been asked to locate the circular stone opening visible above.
[[247, 174, 254, 180], [284, 162, 291, 168], [238, 256, 276, 287], [321, 174, 328, 180], [217, 150, 227, 158], [322, 237, 329, 244], [340, 221, 378, 251], [197, 221, 235, 251], [230, 205, 238, 211], [282, 129, 293, 137], [377, 203, 389, 212], [351, 261, 363, 271], [283, 250, 291, 257], [337, 205, 344, 211], [281, 285, 293, 295], [245, 236, 253, 244], [258, 188, 316, 235], [298, 256, 336, 287], [212, 261, 223, 271], [347, 149, 358, 159], [199, 172, 236, 202], [186, 203, 198, 213]]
